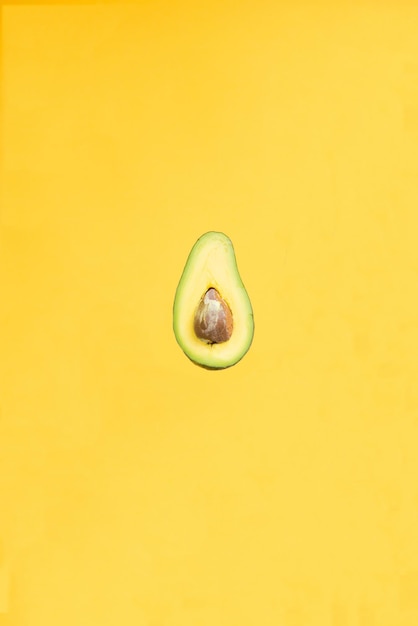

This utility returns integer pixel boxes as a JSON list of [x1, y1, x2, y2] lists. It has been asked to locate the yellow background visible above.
[[1, 1, 418, 624]]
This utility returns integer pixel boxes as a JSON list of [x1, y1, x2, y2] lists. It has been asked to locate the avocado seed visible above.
[[194, 288, 233, 344]]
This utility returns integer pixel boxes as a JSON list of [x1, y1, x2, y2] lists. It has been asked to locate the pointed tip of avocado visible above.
[[173, 231, 254, 370]]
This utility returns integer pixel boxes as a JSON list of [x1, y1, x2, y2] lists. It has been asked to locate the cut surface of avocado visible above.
[[173, 232, 254, 370]]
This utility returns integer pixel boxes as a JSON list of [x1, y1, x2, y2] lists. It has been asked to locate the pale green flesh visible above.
[[173, 232, 254, 369]]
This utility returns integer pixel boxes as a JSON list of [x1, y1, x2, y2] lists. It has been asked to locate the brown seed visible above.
[[194, 288, 233, 344]]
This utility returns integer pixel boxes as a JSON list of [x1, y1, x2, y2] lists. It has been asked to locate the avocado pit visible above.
[[194, 288, 233, 344]]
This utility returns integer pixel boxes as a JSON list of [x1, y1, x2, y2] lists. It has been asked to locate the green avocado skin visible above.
[[173, 231, 254, 370]]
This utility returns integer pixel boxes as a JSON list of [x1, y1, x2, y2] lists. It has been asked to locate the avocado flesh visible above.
[[173, 232, 254, 369]]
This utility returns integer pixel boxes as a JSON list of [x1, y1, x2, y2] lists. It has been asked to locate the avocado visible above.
[[173, 232, 254, 369]]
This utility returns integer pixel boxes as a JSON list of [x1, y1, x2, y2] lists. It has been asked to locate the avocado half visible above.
[[173, 232, 254, 370]]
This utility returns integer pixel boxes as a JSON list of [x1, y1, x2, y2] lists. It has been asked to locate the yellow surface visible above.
[[1, 1, 418, 624]]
